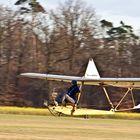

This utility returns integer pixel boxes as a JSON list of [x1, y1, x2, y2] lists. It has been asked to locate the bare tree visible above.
[[50, 0, 99, 70]]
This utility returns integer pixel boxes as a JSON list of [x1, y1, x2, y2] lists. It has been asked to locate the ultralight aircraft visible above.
[[20, 58, 140, 116]]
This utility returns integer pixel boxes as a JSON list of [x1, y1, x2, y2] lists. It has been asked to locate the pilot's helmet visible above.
[[71, 80, 77, 85]]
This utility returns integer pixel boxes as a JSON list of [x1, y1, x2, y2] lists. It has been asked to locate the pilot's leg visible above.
[[65, 94, 75, 104], [65, 94, 76, 115], [61, 94, 67, 106]]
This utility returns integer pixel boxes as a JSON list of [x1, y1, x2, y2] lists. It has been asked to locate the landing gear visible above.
[[44, 100, 62, 116]]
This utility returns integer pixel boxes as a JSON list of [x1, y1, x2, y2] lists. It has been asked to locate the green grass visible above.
[[0, 114, 140, 140]]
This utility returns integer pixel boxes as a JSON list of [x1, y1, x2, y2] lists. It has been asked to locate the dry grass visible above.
[[0, 114, 140, 140]]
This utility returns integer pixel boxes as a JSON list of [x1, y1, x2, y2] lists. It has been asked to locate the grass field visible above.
[[0, 114, 140, 140]]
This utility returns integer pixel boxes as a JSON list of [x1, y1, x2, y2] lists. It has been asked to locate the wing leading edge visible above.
[[20, 73, 140, 88], [20, 73, 83, 83]]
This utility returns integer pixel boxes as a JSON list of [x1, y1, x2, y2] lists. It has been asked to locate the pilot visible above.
[[62, 80, 80, 115]]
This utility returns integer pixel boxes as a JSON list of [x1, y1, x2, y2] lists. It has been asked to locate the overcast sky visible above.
[[0, 0, 140, 33]]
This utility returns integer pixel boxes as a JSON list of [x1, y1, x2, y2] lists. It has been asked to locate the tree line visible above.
[[0, 0, 140, 109]]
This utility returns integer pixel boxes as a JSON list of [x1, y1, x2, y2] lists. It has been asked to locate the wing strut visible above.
[[76, 82, 84, 105], [114, 88, 136, 111], [130, 89, 136, 107], [115, 88, 131, 111], [102, 87, 114, 110]]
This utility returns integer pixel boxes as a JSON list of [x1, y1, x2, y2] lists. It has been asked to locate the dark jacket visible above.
[[67, 84, 80, 100]]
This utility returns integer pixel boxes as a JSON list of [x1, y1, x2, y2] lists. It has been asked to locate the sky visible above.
[[0, 0, 140, 33]]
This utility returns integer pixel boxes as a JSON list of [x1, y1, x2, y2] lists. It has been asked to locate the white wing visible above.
[[20, 73, 83, 83], [20, 58, 140, 88], [20, 73, 140, 88]]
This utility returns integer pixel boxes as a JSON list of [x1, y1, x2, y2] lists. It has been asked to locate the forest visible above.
[[0, 0, 140, 110]]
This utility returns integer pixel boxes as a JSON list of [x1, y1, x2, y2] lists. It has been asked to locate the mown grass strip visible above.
[[89, 112, 140, 120]]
